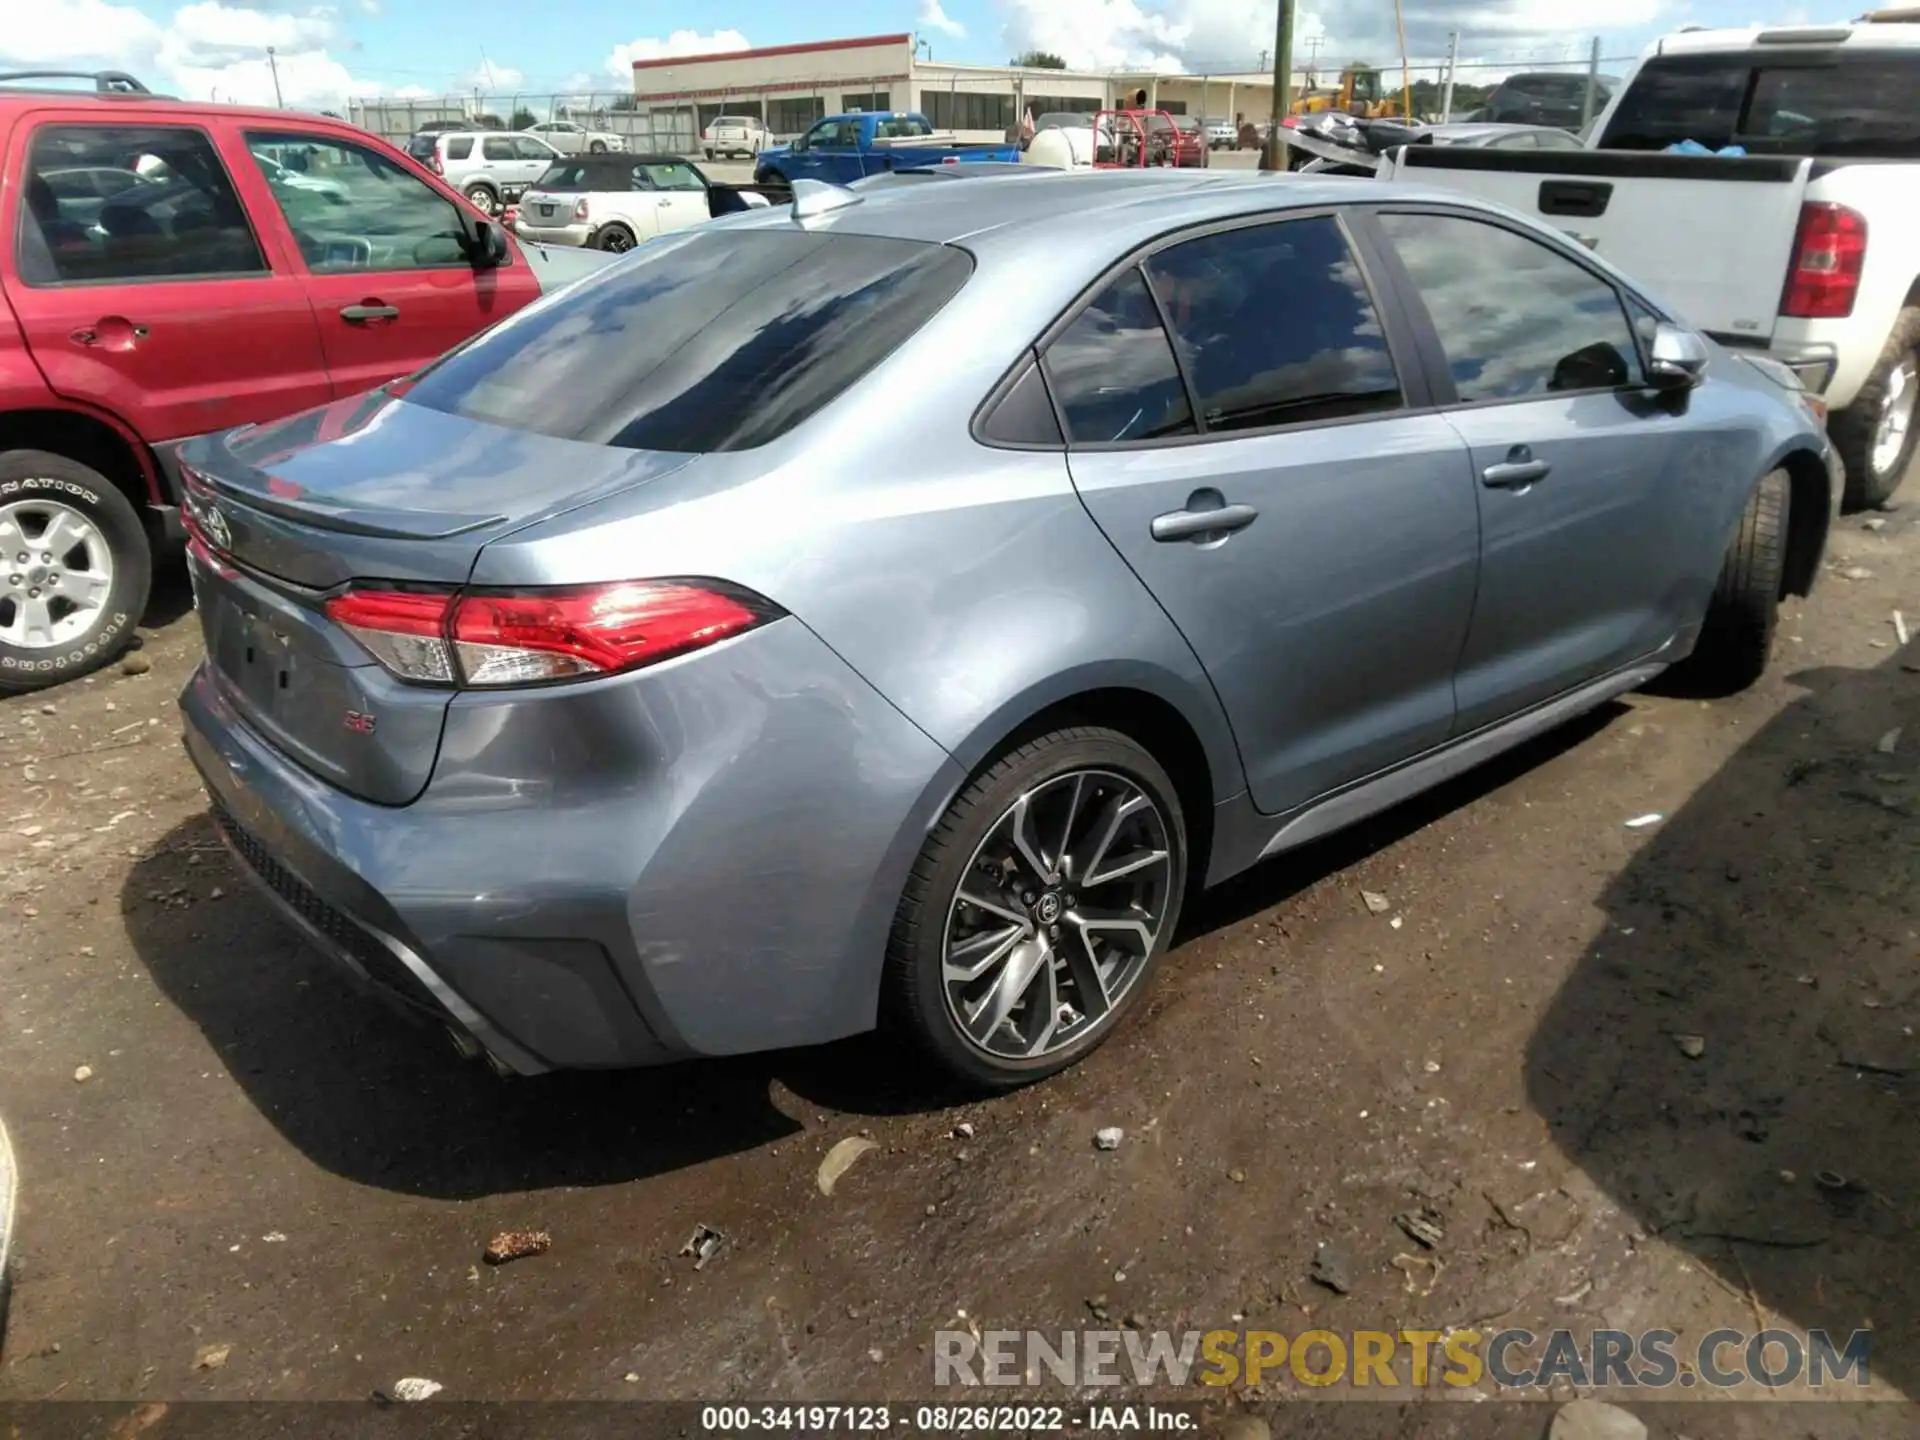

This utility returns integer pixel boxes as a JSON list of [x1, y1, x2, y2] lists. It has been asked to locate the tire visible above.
[[1829, 306, 1920, 511], [753, 169, 778, 187], [704, 148, 714, 160], [883, 726, 1188, 1090], [1672, 468, 1789, 695], [0, 450, 150, 694], [595, 223, 636, 253], [589, 140, 608, 154], [462, 182, 499, 216]]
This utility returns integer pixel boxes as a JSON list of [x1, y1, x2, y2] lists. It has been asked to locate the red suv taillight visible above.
[[573, 197, 591, 222], [429, 149, 444, 174], [324, 580, 780, 688], [1781, 202, 1866, 319]]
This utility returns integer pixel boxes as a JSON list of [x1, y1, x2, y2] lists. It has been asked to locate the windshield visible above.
[[1599, 52, 1920, 157], [406, 230, 973, 452]]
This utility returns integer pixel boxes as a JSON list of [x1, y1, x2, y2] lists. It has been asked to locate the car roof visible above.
[[1652, 20, 1920, 54], [719, 168, 1470, 254]]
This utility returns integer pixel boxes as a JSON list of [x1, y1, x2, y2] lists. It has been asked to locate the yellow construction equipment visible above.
[[1291, 65, 1405, 119]]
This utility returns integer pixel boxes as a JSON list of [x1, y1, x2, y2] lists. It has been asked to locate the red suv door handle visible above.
[[69, 317, 148, 349], [340, 303, 400, 324]]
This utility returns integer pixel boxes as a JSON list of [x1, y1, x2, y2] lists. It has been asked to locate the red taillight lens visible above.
[[573, 197, 591, 222], [324, 580, 778, 688], [1782, 202, 1866, 319], [326, 589, 458, 682], [430, 151, 443, 174]]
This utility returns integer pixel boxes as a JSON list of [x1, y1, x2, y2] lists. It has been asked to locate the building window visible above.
[[1157, 99, 1188, 115], [841, 92, 889, 114], [922, 90, 1015, 131], [697, 101, 764, 127], [768, 96, 826, 135], [1025, 95, 1100, 115]]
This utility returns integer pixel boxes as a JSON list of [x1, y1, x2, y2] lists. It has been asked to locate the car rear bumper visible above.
[[179, 617, 961, 1073], [1712, 334, 1839, 398], [513, 220, 592, 247]]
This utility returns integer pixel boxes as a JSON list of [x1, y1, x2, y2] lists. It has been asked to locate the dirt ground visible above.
[[0, 486, 1916, 1432]]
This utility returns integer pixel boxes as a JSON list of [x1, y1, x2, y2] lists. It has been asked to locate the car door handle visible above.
[[1151, 501, 1258, 543], [339, 303, 400, 324], [1482, 452, 1552, 489]]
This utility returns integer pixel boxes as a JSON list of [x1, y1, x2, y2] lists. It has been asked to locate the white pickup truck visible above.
[[1380, 15, 1920, 509]]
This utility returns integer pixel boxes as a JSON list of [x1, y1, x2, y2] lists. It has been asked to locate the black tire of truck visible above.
[[1669, 468, 1789, 697], [0, 449, 150, 694], [1829, 305, 1920, 512]]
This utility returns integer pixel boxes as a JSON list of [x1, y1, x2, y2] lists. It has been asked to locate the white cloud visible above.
[[1001, 0, 1670, 75], [919, 0, 967, 40], [603, 29, 751, 81], [1, 0, 384, 109], [461, 60, 525, 95]]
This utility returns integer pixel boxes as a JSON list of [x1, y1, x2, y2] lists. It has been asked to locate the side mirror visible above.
[[1648, 322, 1709, 390], [466, 218, 509, 269]]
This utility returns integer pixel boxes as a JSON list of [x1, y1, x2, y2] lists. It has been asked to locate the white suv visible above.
[[404, 130, 563, 215]]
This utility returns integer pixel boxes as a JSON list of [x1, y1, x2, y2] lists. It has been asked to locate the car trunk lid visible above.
[[180, 390, 693, 805]]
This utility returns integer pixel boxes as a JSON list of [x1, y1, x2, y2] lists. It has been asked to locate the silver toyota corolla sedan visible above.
[[176, 171, 1838, 1089]]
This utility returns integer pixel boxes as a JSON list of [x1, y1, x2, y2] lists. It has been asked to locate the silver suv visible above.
[[404, 129, 562, 215]]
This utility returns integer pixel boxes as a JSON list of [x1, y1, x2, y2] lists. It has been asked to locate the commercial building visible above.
[[628, 32, 1282, 143]]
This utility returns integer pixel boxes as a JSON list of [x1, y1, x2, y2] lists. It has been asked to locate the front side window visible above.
[[406, 230, 972, 452], [245, 131, 472, 273], [513, 137, 554, 162], [633, 160, 706, 192], [16, 124, 264, 285], [1142, 216, 1401, 433], [1377, 212, 1642, 402], [1042, 268, 1195, 444]]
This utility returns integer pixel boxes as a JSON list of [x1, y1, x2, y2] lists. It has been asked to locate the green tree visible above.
[[1011, 50, 1067, 69], [509, 107, 537, 130]]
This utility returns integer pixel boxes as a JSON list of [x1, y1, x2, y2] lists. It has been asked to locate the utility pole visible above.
[[265, 45, 283, 107], [1581, 35, 1603, 129], [1440, 30, 1459, 122], [1264, 0, 1293, 171], [1393, 0, 1412, 120]]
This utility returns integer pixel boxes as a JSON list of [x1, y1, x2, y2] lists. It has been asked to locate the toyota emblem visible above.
[[204, 505, 232, 552]]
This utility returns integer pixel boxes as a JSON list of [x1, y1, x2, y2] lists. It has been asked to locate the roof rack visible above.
[[0, 70, 152, 94]]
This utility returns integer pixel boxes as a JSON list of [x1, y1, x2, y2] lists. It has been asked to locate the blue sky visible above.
[[5, 0, 1824, 109]]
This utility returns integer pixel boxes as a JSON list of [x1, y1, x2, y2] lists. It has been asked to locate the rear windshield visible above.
[[405, 230, 973, 452], [536, 160, 633, 191], [1599, 52, 1920, 157], [405, 135, 436, 159]]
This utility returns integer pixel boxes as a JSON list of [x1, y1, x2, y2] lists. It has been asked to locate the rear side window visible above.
[[16, 124, 264, 286], [1042, 268, 1195, 444], [406, 231, 973, 452], [1600, 53, 1920, 157], [444, 136, 473, 161], [1377, 213, 1642, 402], [1142, 217, 1401, 432]]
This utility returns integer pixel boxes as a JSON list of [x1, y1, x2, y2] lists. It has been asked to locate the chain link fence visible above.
[[347, 44, 1639, 154]]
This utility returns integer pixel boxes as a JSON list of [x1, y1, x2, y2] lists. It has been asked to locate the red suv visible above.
[[0, 71, 569, 691]]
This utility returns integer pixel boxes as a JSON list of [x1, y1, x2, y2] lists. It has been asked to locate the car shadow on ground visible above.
[[1526, 656, 1918, 1396], [120, 812, 975, 1200], [120, 702, 1636, 1203]]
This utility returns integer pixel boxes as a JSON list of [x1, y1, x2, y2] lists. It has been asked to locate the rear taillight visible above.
[[430, 150, 444, 174], [324, 580, 780, 688], [573, 197, 591, 222], [1782, 202, 1866, 319]]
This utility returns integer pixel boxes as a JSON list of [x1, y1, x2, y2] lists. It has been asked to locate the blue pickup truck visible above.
[[752, 111, 1022, 187]]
